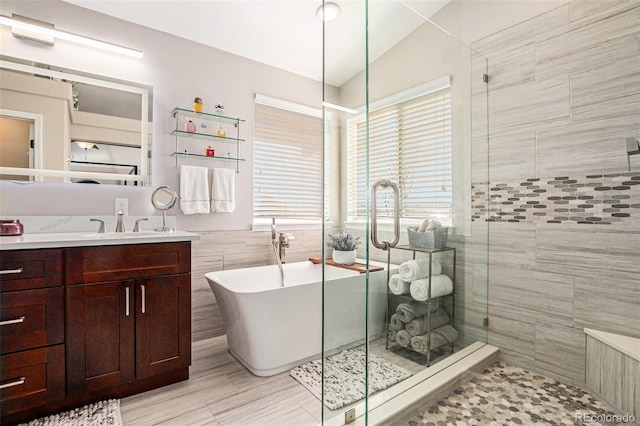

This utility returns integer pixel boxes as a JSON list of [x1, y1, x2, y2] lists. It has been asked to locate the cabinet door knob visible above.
[[0, 376, 26, 390], [0, 267, 24, 275], [0, 316, 25, 326]]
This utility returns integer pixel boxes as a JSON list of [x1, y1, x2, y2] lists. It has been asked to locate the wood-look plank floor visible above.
[[120, 335, 320, 425], [119, 336, 442, 425]]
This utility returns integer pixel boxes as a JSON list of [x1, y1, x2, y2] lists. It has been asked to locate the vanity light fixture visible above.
[[74, 141, 98, 150], [316, 2, 341, 22], [0, 14, 143, 58]]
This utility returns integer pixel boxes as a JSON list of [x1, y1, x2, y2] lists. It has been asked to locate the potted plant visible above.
[[327, 229, 360, 265]]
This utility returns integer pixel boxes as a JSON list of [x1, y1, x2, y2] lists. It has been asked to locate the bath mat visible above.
[[290, 347, 411, 410], [18, 399, 123, 426]]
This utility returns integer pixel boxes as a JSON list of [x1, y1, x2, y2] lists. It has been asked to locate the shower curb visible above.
[[368, 343, 499, 425]]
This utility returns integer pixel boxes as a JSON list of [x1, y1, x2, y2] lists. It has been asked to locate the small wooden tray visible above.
[[308, 257, 384, 274]]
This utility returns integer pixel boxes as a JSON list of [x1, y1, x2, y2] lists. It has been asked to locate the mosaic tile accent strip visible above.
[[405, 362, 621, 426], [472, 173, 640, 225]]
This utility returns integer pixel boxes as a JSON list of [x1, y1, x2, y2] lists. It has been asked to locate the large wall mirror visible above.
[[0, 56, 152, 185]]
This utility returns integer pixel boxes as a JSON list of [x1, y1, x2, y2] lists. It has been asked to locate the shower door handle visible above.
[[371, 179, 400, 250]]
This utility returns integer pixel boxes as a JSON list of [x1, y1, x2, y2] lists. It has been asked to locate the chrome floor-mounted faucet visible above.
[[271, 218, 295, 286]]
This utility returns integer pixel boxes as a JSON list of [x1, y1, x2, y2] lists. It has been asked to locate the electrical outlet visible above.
[[115, 198, 129, 215]]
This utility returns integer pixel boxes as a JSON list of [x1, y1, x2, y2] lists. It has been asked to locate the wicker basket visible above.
[[407, 226, 449, 249]]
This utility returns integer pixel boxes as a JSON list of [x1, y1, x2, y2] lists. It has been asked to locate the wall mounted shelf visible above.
[[171, 107, 245, 172]]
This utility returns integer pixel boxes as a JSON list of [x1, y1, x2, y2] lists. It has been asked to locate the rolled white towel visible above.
[[389, 274, 411, 295], [396, 301, 428, 323], [388, 328, 398, 341], [389, 314, 404, 331], [409, 275, 453, 301], [410, 325, 458, 354], [426, 220, 442, 231], [418, 219, 430, 232], [395, 330, 411, 348], [399, 259, 442, 281], [405, 309, 450, 337]]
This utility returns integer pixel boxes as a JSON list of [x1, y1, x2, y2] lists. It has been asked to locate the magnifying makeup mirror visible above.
[[151, 185, 178, 232]]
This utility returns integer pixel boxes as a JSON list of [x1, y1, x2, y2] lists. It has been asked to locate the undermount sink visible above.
[[82, 231, 160, 239]]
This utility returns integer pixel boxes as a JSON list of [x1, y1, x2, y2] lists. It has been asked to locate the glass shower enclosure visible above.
[[321, 0, 489, 423]]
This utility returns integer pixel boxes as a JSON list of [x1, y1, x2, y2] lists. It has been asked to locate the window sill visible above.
[[252, 218, 327, 232], [344, 218, 452, 231]]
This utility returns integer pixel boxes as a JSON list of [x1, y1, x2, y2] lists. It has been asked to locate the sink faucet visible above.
[[115, 209, 125, 232]]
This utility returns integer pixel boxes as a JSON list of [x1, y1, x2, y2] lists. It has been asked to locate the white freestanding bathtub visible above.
[[205, 261, 389, 377]]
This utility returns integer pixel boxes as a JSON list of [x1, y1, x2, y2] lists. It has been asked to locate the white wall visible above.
[[0, 0, 322, 231]]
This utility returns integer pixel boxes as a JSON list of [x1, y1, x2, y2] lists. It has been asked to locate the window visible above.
[[347, 85, 452, 223], [253, 96, 326, 221]]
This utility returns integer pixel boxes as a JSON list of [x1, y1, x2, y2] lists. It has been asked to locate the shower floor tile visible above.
[[399, 361, 621, 426]]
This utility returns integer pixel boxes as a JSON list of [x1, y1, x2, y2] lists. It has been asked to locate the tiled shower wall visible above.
[[471, 0, 640, 386]]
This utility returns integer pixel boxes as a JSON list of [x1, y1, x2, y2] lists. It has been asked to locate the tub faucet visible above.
[[278, 232, 295, 263], [115, 209, 125, 232], [271, 218, 284, 286]]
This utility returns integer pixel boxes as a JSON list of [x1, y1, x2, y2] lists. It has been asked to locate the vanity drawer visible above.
[[0, 344, 65, 416], [0, 287, 64, 355], [0, 249, 63, 292], [65, 242, 191, 284]]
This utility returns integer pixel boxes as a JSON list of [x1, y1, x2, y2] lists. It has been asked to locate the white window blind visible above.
[[347, 87, 452, 222], [254, 102, 325, 220]]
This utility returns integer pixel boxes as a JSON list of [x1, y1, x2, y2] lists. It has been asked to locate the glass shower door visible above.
[[321, 0, 489, 423]]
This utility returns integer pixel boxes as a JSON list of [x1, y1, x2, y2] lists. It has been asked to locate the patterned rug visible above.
[[405, 362, 620, 426], [18, 399, 122, 426], [290, 347, 412, 410]]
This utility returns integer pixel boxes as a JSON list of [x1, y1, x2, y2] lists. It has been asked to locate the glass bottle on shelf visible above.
[[185, 119, 196, 132], [216, 125, 226, 137], [193, 97, 203, 112]]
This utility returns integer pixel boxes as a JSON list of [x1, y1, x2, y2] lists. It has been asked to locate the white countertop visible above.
[[0, 230, 201, 250]]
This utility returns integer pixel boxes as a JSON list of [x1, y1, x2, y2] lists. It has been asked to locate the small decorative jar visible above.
[[216, 125, 226, 137], [206, 146, 215, 157], [193, 97, 203, 112], [0, 219, 24, 236], [215, 103, 224, 115], [185, 119, 196, 133]]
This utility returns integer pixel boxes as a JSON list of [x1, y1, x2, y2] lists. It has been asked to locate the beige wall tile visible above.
[[571, 56, 640, 124], [488, 127, 536, 181], [487, 302, 535, 358], [536, 6, 639, 80], [489, 265, 574, 327], [574, 274, 640, 338], [488, 77, 570, 133], [569, 0, 639, 22], [534, 322, 586, 382], [536, 224, 640, 278], [471, 6, 568, 56], [488, 222, 537, 270]]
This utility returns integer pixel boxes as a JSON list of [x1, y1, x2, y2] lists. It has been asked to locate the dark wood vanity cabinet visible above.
[[1, 241, 192, 425], [0, 249, 65, 418], [65, 242, 192, 396]]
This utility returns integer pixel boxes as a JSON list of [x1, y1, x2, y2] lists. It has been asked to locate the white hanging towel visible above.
[[211, 168, 236, 213], [180, 165, 210, 214]]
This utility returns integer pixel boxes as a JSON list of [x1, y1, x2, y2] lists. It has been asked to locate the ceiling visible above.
[[62, 0, 449, 87]]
